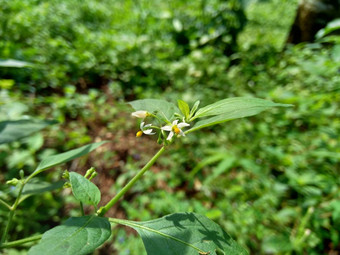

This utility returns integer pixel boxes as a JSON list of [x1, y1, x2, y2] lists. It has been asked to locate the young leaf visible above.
[[177, 100, 190, 120], [0, 119, 57, 145], [31, 141, 107, 178], [111, 212, 248, 255], [69, 172, 101, 207], [129, 99, 179, 121], [28, 216, 111, 255], [193, 97, 292, 120], [189, 100, 200, 120]]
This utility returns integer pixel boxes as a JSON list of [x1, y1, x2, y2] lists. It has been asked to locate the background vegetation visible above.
[[1, 0, 339, 254]]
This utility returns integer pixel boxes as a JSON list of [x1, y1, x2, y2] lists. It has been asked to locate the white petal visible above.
[[143, 129, 155, 135], [180, 131, 185, 136], [161, 125, 172, 131], [167, 131, 174, 140], [177, 122, 190, 128], [172, 120, 179, 125], [143, 124, 152, 128], [140, 122, 145, 129]]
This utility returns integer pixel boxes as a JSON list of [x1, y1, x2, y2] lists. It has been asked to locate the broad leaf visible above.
[[28, 216, 111, 255], [32, 141, 107, 178], [187, 98, 292, 133], [178, 100, 190, 119], [111, 212, 248, 255], [69, 172, 101, 207], [129, 99, 179, 121], [193, 97, 292, 119], [0, 119, 56, 145]]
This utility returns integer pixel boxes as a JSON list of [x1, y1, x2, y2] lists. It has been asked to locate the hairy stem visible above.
[[98, 146, 166, 216]]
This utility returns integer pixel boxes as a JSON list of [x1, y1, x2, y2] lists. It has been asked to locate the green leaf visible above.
[[28, 216, 111, 255], [189, 153, 226, 178], [129, 99, 179, 121], [177, 100, 190, 120], [32, 141, 107, 178], [187, 98, 292, 133], [189, 100, 200, 119], [0, 119, 57, 145], [204, 156, 235, 185], [316, 18, 340, 39], [111, 212, 248, 255], [262, 234, 293, 253], [22, 180, 64, 196], [13, 179, 65, 204], [194, 97, 292, 119], [69, 172, 101, 207]]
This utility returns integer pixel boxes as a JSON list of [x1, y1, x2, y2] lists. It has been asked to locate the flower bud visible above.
[[6, 178, 19, 186], [63, 182, 71, 188], [62, 170, 70, 180], [85, 167, 95, 179], [89, 172, 98, 181], [19, 170, 25, 179], [131, 111, 148, 119]]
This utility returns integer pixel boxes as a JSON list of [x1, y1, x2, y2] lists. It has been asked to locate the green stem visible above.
[[1, 182, 25, 244], [0, 235, 42, 249], [98, 146, 166, 216], [0, 198, 11, 210]]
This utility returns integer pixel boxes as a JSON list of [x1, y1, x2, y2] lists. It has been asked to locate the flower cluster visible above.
[[131, 111, 190, 141], [161, 120, 190, 140]]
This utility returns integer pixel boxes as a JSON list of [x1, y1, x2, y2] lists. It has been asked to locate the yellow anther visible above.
[[172, 125, 181, 135], [136, 131, 143, 137]]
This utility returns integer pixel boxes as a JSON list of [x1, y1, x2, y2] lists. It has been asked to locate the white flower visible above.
[[131, 110, 148, 119], [136, 122, 156, 137], [161, 120, 190, 140]]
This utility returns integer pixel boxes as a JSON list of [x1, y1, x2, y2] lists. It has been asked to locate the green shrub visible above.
[[0, 0, 246, 95]]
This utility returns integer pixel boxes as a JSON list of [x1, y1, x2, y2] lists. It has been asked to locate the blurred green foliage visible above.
[[1, 0, 340, 254], [0, 0, 245, 96]]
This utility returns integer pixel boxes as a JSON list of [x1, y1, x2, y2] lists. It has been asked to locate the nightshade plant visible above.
[[0, 97, 291, 255]]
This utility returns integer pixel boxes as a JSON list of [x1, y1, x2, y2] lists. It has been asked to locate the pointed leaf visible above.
[[32, 141, 107, 177], [21, 180, 64, 196], [194, 97, 292, 119], [11, 179, 64, 204], [189, 100, 200, 119], [129, 99, 179, 121], [111, 212, 248, 255], [0, 119, 56, 145], [178, 100, 190, 119], [187, 98, 292, 133], [69, 172, 101, 207], [28, 216, 111, 255]]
